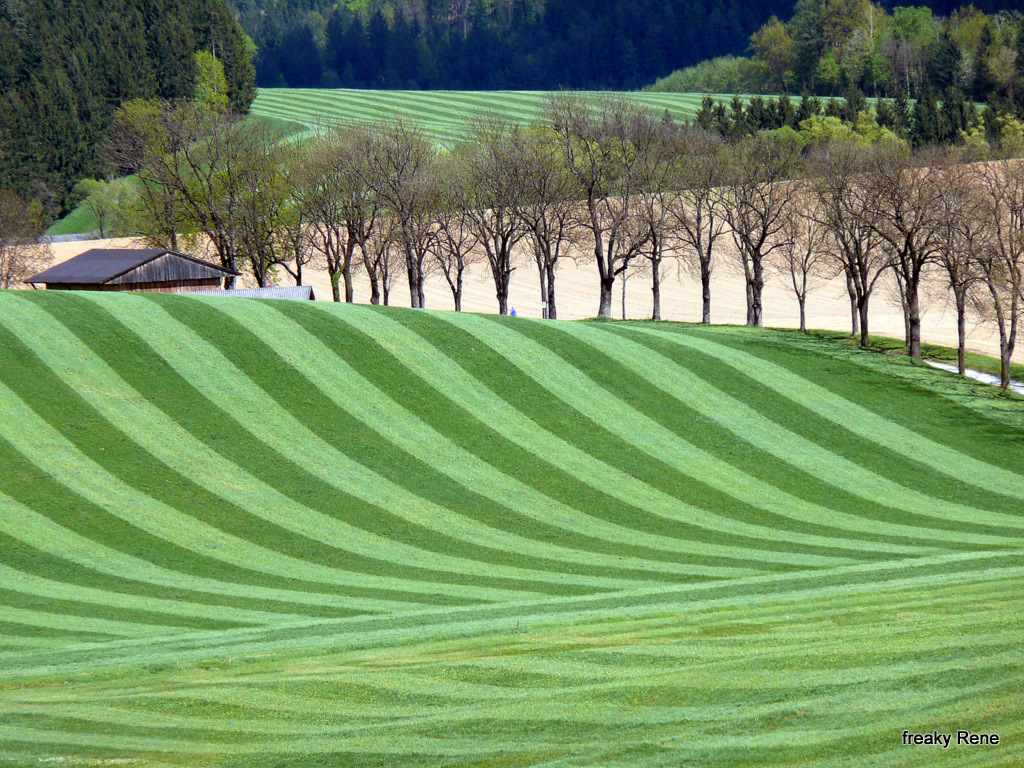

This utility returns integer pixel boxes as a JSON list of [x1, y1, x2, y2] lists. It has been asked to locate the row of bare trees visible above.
[[105, 94, 1023, 388]]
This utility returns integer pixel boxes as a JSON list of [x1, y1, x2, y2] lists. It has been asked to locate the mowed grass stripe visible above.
[[609, 323, 1024, 518], [0, 523, 343, 621], [205, 297, 761, 580], [333, 305, 957, 561], [424, 309, 945, 554], [3, 565, 1022, 766], [3, 550, 1020, 679], [0, 490, 406, 624], [653, 325, 1024, 501], [317, 302, 880, 566], [10, 294, 565, 603], [549, 321, 1024, 542], [0, 563, 300, 630], [0, 306, 500, 609], [103, 293, 716, 588], [54, 301, 640, 597], [250, 89, 720, 142]]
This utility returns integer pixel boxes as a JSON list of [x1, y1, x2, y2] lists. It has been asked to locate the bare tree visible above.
[[809, 141, 886, 348], [669, 128, 729, 325], [721, 132, 801, 327], [635, 121, 680, 321], [235, 136, 296, 287], [0, 191, 51, 288], [292, 125, 378, 302], [934, 156, 986, 374], [360, 217, 402, 306], [771, 192, 829, 333], [547, 93, 653, 318], [275, 203, 317, 287], [108, 100, 283, 288], [971, 157, 1024, 388], [431, 154, 481, 311], [461, 117, 527, 315], [364, 119, 438, 309], [511, 128, 578, 320], [865, 144, 944, 358]]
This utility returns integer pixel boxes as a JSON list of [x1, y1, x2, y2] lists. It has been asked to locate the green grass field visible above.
[[248, 88, 729, 146], [0, 291, 1021, 766]]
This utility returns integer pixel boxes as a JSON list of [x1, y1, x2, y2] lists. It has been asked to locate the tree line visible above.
[[92, 93, 1023, 388], [236, 0, 779, 92]]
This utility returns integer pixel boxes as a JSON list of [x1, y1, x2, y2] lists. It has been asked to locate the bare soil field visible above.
[[47, 237, 1023, 363]]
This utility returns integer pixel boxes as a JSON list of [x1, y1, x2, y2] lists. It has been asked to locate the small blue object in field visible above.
[[510, 307, 517, 317]]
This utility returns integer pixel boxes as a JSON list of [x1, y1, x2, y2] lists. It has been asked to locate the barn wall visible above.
[[107, 253, 229, 285], [44, 279, 223, 292]]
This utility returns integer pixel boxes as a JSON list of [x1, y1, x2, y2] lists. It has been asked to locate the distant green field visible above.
[[249, 87, 735, 145], [0, 292, 1021, 766]]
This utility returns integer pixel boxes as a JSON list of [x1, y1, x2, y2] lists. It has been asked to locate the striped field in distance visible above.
[[249, 88, 734, 144]]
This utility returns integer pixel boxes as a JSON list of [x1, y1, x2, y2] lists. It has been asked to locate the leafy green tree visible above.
[[193, 51, 229, 114]]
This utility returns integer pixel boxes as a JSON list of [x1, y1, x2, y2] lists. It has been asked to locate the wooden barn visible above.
[[25, 248, 239, 292]]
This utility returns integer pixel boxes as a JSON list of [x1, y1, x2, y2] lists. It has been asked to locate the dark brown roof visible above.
[[25, 249, 240, 284]]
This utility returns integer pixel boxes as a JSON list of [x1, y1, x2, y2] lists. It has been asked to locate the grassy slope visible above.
[[0, 292, 1021, 766], [248, 88, 729, 146]]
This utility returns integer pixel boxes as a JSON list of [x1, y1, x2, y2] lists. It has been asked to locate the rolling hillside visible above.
[[249, 88, 731, 145], [0, 291, 1022, 765]]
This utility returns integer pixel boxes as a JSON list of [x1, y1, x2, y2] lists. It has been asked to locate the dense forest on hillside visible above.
[[651, 1, 1024, 107], [0, 0, 255, 214], [236, 0, 1024, 91]]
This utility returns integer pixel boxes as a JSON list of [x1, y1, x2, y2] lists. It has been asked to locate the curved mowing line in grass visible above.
[[523, 319, 1024, 539], [332, 306, 971, 559], [608, 324, 1024, 517], [567, 322, 1021, 527], [248, 88, 718, 143], [203, 297, 769, 578], [43, 296, 649, 596], [12, 294, 626, 602], [3, 566, 1022, 765], [121, 295, 719, 590], [268, 299, 879, 565], [642, 326, 1024, 502], [426, 310, 989, 553], [321, 303, 896, 564]]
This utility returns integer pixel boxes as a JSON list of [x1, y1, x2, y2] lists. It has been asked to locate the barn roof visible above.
[[181, 286, 316, 301], [25, 249, 239, 284]]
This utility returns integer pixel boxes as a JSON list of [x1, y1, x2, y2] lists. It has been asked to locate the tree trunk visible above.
[[847, 272, 859, 336], [417, 273, 426, 310], [329, 268, 342, 303], [956, 291, 967, 376], [750, 257, 764, 327], [344, 260, 354, 302], [598, 275, 614, 318], [651, 259, 661, 321], [858, 296, 870, 349], [538, 267, 548, 319], [546, 264, 557, 320], [798, 296, 806, 333], [999, 324, 1011, 389], [701, 258, 711, 324], [454, 270, 463, 312], [907, 288, 922, 359], [406, 245, 421, 308]]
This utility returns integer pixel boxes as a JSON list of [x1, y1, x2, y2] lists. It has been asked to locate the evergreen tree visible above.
[[911, 87, 940, 145], [973, 25, 998, 102]]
